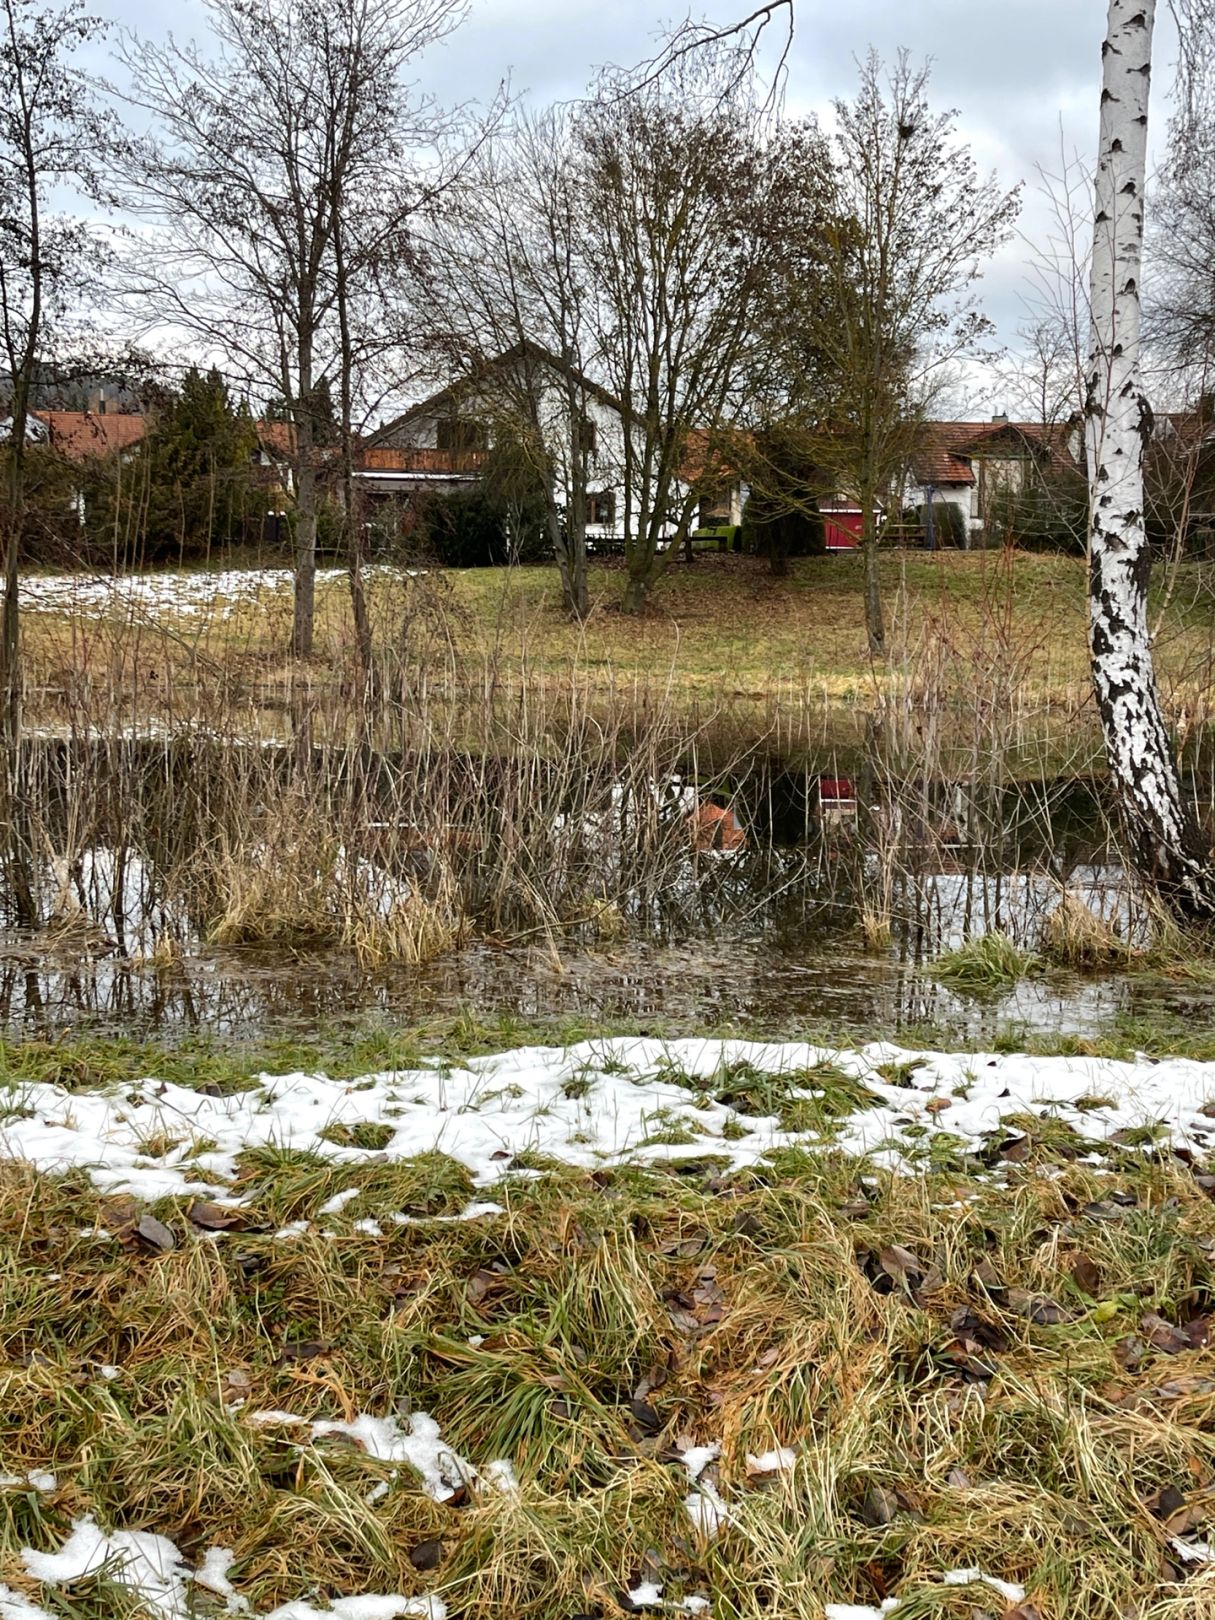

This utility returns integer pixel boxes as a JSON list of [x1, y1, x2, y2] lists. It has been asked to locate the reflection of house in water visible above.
[[817, 775, 858, 829]]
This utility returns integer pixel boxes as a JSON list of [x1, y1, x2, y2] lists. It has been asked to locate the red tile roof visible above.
[[33, 410, 145, 461], [912, 419, 1079, 486], [256, 420, 296, 459]]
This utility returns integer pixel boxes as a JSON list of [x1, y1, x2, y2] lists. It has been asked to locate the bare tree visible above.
[[1086, 0, 1215, 917], [0, 0, 106, 749], [421, 109, 599, 619], [765, 54, 1016, 653], [581, 52, 820, 613], [119, 0, 468, 659]]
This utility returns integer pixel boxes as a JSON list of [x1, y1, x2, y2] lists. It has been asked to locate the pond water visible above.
[[1, 737, 1206, 1052], [0, 874, 1206, 1051]]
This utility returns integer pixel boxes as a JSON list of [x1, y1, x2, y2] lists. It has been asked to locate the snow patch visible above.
[[5, 1037, 1215, 1206], [745, 1447, 796, 1475], [17, 1515, 446, 1620]]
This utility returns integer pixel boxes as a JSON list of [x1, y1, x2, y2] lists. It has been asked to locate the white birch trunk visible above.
[[1086, 0, 1215, 917]]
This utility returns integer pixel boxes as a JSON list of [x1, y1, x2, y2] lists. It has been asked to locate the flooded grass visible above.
[[931, 930, 1044, 992]]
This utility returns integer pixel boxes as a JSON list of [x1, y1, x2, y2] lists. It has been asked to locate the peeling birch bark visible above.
[[1086, 0, 1215, 918]]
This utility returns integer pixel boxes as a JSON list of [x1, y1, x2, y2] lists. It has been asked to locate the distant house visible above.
[[363, 342, 632, 547], [32, 410, 146, 461], [902, 416, 1083, 543], [0, 407, 147, 532], [0, 408, 146, 460]]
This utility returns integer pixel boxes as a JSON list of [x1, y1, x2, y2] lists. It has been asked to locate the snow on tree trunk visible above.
[[1086, 0, 1215, 919]]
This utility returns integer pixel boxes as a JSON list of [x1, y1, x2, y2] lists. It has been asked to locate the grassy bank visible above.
[[1, 1029, 1215, 1617], [17, 549, 1215, 765]]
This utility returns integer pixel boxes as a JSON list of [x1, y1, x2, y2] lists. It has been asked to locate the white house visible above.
[[361, 342, 636, 550], [902, 416, 1084, 542]]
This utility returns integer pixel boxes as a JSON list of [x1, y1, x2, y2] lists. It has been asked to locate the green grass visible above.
[[931, 931, 1044, 992], [14, 1000, 1215, 1114], [22, 549, 1215, 766], [1, 1115, 1213, 1618]]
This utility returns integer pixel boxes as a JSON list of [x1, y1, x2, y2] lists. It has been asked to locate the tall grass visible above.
[[6, 555, 1211, 972], [3, 569, 835, 964]]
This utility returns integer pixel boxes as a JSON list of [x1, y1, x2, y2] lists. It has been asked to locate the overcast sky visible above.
[[87, 0, 1186, 411]]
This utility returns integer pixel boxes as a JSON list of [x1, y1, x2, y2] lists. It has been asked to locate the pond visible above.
[[0, 736, 1206, 1051]]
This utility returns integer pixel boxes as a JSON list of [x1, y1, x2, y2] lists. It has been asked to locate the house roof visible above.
[[32, 410, 145, 461], [911, 418, 1080, 486], [680, 427, 755, 486], [255, 420, 296, 460], [366, 341, 622, 447]]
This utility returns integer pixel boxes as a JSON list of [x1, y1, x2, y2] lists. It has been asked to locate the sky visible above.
[[86, 0, 1186, 414]]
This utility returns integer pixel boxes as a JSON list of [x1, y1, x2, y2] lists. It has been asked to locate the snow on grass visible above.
[[10, 1412, 490, 1617], [16, 1515, 450, 1620], [22, 1518, 196, 1618], [240, 1408, 514, 1505], [19, 565, 412, 624], [308, 1411, 484, 1502], [0, 1472, 55, 1493], [745, 1446, 796, 1475], [0, 1588, 58, 1620], [824, 1569, 1026, 1619], [1, 1036, 1213, 1203]]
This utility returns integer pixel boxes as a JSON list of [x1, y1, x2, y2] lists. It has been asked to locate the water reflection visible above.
[[0, 916, 1205, 1050]]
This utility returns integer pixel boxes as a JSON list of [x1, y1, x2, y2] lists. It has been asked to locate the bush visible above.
[[986, 475, 1087, 553], [414, 487, 549, 568], [906, 499, 968, 548]]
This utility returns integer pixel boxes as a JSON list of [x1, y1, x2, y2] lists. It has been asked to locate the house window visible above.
[[436, 417, 487, 453], [587, 490, 616, 526], [578, 415, 597, 458]]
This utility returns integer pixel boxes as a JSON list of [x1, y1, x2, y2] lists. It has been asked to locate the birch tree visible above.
[[1085, 0, 1215, 916]]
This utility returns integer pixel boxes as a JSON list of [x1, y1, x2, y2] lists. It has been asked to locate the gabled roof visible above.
[[366, 341, 622, 447], [911, 418, 1080, 486], [912, 423, 980, 486], [32, 410, 145, 461]]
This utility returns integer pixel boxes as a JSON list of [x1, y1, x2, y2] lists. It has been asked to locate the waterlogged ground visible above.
[[0, 922, 1212, 1057], [6, 842, 1215, 1615]]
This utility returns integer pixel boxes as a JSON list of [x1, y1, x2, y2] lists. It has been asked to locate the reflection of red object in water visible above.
[[689, 802, 747, 852]]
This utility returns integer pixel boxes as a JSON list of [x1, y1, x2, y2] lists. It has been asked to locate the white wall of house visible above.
[[903, 480, 980, 537], [380, 369, 683, 546]]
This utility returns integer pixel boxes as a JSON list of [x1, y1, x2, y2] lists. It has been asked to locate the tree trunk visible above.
[[860, 485, 885, 655], [333, 207, 373, 692], [347, 505, 373, 689], [571, 547, 588, 618], [293, 460, 318, 658], [292, 329, 318, 659], [1, 440, 22, 752], [622, 571, 649, 613], [1087, 0, 1215, 919], [1, 392, 36, 928]]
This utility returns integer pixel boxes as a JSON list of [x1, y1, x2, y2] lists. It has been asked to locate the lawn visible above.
[[1, 1028, 1214, 1618], [15, 547, 1215, 768]]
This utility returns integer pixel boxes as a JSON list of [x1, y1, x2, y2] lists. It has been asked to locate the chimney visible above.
[[992, 411, 1008, 424]]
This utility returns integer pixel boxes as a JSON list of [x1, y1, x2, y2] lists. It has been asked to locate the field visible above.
[[16, 549, 1215, 767]]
